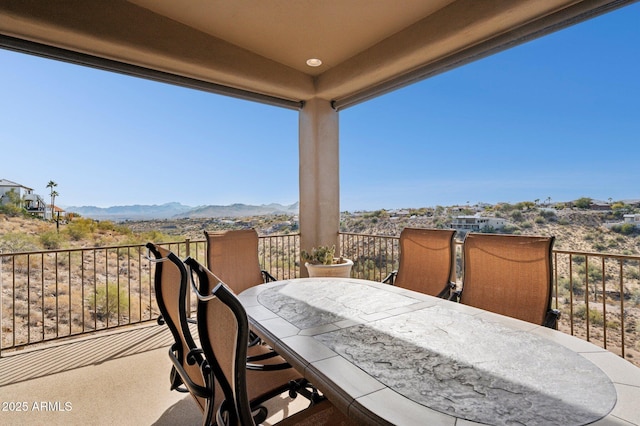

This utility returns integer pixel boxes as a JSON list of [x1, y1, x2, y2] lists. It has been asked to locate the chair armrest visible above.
[[246, 361, 292, 371], [543, 309, 561, 329], [262, 270, 277, 282], [247, 350, 280, 362], [168, 349, 210, 398], [382, 271, 397, 285]]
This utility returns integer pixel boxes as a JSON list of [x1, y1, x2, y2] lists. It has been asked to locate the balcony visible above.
[[1, 233, 639, 364], [1, 232, 639, 424]]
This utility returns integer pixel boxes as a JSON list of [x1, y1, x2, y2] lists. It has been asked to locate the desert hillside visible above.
[[1, 207, 639, 364], [1, 206, 638, 255]]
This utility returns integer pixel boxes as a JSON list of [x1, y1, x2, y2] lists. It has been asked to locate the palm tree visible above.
[[46, 180, 58, 220]]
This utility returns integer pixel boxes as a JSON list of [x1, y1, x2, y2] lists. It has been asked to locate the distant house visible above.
[[450, 215, 506, 231], [0, 178, 47, 216], [589, 200, 611, 211], [50, 205, 68, 221], [623, 214, 640, 225]]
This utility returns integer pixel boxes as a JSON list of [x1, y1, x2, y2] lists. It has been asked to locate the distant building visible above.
[[0, 178, 47, 217], [50, 205, 67, 221], [450, 215, 506, 231], [589, 200, 611, 211], [623, 214, 640, 225]]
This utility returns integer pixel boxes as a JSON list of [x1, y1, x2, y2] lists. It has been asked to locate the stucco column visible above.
[[299, 98, 340, 276]]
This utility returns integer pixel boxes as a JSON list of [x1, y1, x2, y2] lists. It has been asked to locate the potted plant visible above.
[[300, 245, 353, 278]]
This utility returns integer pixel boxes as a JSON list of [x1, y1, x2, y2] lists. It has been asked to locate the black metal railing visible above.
[[2, 232, 639, 366]]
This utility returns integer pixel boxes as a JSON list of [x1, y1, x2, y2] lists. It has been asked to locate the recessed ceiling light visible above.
[[306, 58, 322, 67]]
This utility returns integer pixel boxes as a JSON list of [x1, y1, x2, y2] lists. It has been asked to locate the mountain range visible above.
[[63, 202, 299, 221]]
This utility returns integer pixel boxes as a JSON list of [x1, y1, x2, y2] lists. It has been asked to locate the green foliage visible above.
[[534, 216, 545, 224], [497, 203, 515, 212], [514, 201, 535, 211], [539, 210, 557, 219], [574, 305, 604, 326], [510, 211, 523, 222], [611, 223, 637, 235], [501, 224, 519, 234], [0, 189, 27, 216], [0, 203, 25, 216], [40, 230, 62, 250], [363, 209, 389, 219], [574, 197, 592, 209], [65, 218, 97, 240], [576, 262, 603, 282], [301, 245, 336, 265], [0, 232, 39, 253], [593, 243, 606, 252], [89, 282, 129, 320]]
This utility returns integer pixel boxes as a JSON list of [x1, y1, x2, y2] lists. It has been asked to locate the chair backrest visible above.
[[146, 243, 208, 413], [459, 233, 555, 325], [394, 228, 456, 297], [204, 229, 265, 295], [188, 257, 254, 426]]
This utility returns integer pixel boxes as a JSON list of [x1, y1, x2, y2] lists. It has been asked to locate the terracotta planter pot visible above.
[[305, 258, 353, 278]]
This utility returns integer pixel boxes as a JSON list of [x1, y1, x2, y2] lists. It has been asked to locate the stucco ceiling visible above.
[[0, 0, 636, 109]]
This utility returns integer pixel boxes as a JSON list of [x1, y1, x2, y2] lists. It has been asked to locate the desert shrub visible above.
[[96, 220, 117, 231], [137, 230, 179, 245], [576, 262, 603, 282], [540, 210, 557, 219], [534, 216, 545, 224], [510, 211, 523, 222], [521, 221, 532, 229], [501, 224, 518, 234], [89, 282, 129, 320], [40, 230, 62, 250], [66, 218, 97, 241], [611, 223, 637, 235], [574, 197, 592, 209], [0, 203, 25, 217], [0, 232, 39, 253], [574, 304, 604, 326]]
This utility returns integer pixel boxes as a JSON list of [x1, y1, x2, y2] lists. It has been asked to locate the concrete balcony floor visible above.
[[0, 324, 306, 425]]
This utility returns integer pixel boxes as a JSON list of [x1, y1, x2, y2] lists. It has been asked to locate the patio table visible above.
[[238, 277, 640, 425]]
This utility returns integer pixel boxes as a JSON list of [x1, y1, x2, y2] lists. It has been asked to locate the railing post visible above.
[[185, 239, 192, 318]]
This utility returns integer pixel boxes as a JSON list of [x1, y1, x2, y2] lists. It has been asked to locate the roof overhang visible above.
[[0, 0, 636, 110]]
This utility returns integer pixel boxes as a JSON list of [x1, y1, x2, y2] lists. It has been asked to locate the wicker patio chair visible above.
[[456, 233, 560, 328], [383, 228, 457, 299], [191, 266, 356, 426]]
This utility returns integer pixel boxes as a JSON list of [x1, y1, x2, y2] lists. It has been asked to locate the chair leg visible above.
[[289, 379, 324, 404]]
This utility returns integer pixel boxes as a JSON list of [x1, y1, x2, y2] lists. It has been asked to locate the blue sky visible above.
[[1, 4, 639, 212]]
